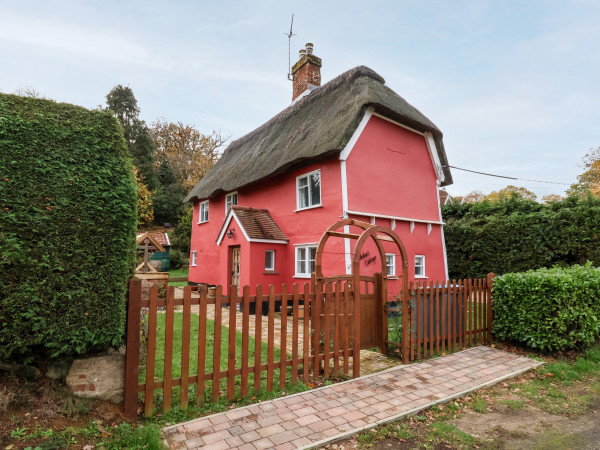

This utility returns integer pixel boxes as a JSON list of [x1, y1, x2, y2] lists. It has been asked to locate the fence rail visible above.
[[124, 274, 494, 419]]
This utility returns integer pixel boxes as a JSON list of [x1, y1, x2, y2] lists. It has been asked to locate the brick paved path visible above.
[[162, 346, 543, 449]]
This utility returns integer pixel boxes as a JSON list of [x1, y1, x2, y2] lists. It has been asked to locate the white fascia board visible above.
[[165, 232, 171, 246], [346, 210, 445, 225], [216, 210, 235, 245], [371, 112, 425, 136], [424, 132, 445, 183], [247, 239, 289, 244], [339, 107, 374, 161]]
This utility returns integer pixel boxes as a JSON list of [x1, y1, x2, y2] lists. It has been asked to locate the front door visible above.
[[230, 246, 240, 292]]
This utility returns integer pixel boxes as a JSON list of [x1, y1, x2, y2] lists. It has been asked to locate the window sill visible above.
[[197, 221, 208, 225], [294, 204, 323, 213], [415, 276, 428, 279], [293, 275, 312, 279], [263, 270, 278, 275], [387, 276, 400, 280]]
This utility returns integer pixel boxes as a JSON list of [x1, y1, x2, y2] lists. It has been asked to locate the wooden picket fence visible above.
[[402, 275, 494, 361], [124, 274, 495, 419], [123, 279, 357, 419]]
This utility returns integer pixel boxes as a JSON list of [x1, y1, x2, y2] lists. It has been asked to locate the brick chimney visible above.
[[291, 43, 322, 101]]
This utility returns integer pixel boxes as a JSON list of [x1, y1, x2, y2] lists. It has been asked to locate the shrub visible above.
[[0, 94, 137, 360], [442, 195, 600, 278], [492, 264, 600, 351]]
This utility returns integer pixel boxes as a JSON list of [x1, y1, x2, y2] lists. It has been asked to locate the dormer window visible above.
[[296, 170, 321, 210], [225, 192, 238, 214]]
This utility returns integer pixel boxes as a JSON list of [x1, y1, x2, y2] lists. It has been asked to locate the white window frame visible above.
[[191, 251, 197, 266], [415, 255, 426, 278], [295, 244, 317, 278], [198, 200, 209, 223], [225, 192, 238, 214], [386, 253, 396, 277], [264, 249, 275, 271], [296, 169, 322, 211]]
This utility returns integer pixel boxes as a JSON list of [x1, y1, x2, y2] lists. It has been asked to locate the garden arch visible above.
[[314, 219, 410, 373]]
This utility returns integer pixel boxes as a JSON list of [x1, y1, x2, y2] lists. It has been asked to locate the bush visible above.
[[492, 264, 600, 351], [0, 94, 137, 361], [443, 195, 600, 278]]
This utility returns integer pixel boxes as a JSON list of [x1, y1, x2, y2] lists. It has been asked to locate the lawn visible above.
[[140, 309, 307, 418], [167, 267, 188, 287]]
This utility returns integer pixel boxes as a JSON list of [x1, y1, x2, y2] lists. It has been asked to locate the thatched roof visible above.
[[185, 65, 452, 203]]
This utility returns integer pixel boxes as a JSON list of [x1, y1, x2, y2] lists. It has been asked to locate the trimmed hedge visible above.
[[492, 264, 600, 351], [442, 195, 600, 279], [0, 94, 137, 360]]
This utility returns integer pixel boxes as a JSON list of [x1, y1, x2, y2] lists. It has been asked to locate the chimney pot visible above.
[[291, 42, 322, 101]]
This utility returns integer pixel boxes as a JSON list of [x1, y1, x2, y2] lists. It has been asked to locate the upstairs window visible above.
[[386, 253, 396, 277], [296, 170, 321, 210], [198, 200, 209, 223], [225, 192, 238, 214], [191, 251, 197, 266], [265, 250, 275, 271], [415, 255, 426, 278], [296, 245, 317, 277]]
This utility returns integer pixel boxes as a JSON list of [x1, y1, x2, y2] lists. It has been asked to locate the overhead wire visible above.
[[446, 165, 570, 186]]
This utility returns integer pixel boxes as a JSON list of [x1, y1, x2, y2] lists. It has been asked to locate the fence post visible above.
[[486, 273, 496, 343], [124, 279, 141, 420]]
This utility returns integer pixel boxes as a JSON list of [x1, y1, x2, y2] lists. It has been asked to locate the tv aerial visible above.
[[285, 14, 296, 81]]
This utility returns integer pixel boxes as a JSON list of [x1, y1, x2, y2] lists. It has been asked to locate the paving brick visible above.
[[252, 437, 275, 449], [163, 347, 543, 450]]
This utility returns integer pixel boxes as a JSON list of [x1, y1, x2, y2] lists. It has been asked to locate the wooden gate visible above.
[[314, 219, 411, 376]]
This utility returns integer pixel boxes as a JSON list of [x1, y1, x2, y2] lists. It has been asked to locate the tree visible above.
[[134, 168, 154, 227], [484, 185, 537, 202], [106, 85, 158, 189], [541, 193, 564, 203], [463, 190, 485, 203], [152, 160, 186, 226], [150, 120, 227, 192], [568, 146, 600, 196]]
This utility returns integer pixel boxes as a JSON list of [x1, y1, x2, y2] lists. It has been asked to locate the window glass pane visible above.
[[265, 251, 274, 270], [299, 185, 309, 209], [308, 247, 316, 274], [232, 193, 238, 205], [298, 176, 308, 187], [309, 173, 320, 205]]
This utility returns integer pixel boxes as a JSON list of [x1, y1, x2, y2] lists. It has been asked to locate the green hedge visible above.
[[0, 94, 137, 360], [442, 195, 600, 278], [492, 264, 600, 351]]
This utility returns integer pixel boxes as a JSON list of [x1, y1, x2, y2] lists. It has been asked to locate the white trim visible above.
[[216, 210, 235, 244], [391, 219, 396, 231], [191, 250, 197, 267], [198, 200, 209, 224], [345, 210, 445, 225], [293, 242, 319, 246], [370, 216, 376, 225], [339, 107, 374, 161], [427, 223, 432, 235], [344, 225, 352, 275], [296, 169, 322, 210], [424, 132, 445, 183], [294, 204, 322, 213], [435, 179, 449, 279], [164, 232, 171, 246], [295, 244, 317, 278], [385, 253, 396, 277], [340, 160, 351, 274], [225, 191, 238, 214], [372, 112, 425, 137], [248, 238, 288, 244], [415, 255, 426, 278], [410, 222, 415, 234], [264, 249, 275, 271]]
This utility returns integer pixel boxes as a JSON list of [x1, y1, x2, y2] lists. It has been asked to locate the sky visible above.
[[2, 0, 599, 199]]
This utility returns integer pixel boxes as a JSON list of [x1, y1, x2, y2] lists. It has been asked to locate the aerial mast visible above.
[[285, 14, 296, 81]]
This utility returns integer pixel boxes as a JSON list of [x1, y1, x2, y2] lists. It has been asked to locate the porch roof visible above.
[[217, 206, 289, 245]]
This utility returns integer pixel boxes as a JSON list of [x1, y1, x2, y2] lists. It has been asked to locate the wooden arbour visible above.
[[315, 219, 410, 375]]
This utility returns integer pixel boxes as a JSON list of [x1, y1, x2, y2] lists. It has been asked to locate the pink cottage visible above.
[[185, 44, 453, 299]]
